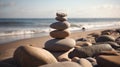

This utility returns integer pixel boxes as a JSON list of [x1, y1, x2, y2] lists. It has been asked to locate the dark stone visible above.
[[96, 35, 115, 42], [68, 44, 113, 58]]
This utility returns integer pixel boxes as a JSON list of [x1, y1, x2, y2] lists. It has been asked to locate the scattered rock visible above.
[[68, 44, 113, 58], [96, 35, 115, 42], [13, 45, 57, 67]]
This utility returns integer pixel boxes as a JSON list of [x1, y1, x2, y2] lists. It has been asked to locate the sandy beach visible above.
[[0, 26, 120, 67], [0, 29, 98, 60], [0, 27, 118, 60]]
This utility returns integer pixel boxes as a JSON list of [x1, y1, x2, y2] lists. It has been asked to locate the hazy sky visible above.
[[0, 0, 120, 18]]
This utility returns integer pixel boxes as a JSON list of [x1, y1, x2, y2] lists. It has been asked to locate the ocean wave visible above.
[[0, 21, 120, 37], [0, 29, 51, 37]]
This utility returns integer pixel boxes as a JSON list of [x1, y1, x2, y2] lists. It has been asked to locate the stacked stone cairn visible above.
[[45, 12, 76, 52]]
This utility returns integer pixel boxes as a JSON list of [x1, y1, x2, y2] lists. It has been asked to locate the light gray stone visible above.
[[45, 38, 76, 51], [50, 30, 70, 38], [50, 21, 70, 30]]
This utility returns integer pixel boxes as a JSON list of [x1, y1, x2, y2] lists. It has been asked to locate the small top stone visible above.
[[56, 12, 67, 17]]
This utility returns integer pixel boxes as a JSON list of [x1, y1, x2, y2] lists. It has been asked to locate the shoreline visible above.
[[0, 27, 119, 60], [0, 28, 118, 61], [0, 25, 119, 45]]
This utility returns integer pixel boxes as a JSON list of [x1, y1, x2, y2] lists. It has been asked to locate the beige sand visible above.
[[0, 28, 118, 60]]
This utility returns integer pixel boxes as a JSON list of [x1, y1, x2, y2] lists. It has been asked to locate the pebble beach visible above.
[[0, 12, 120, 67]]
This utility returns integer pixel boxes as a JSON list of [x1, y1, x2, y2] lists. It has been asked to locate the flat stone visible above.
[[45, 38, 76, 51], [68, 44, 113, 58], [13, 45, 57, 67], [50, 30, 70, 38], [96, 55, 120, 67], [55, 16, 67, 22], [50, 21, 70, 30], [56, 12, 67, 17], [39, 61, 82, 67]]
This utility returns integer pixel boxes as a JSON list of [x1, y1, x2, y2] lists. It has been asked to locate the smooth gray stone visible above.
[[45, 38, 76, 51], [50, 30, 70, 39], [50, 21, 70, 30], [68, 44, 113, 58]]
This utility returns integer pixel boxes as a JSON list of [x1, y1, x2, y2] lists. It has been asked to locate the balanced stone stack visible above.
[[45, 12, 76, 51]]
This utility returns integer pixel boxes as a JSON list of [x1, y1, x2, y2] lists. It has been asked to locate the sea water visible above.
[[0, 18, 120, 44]]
